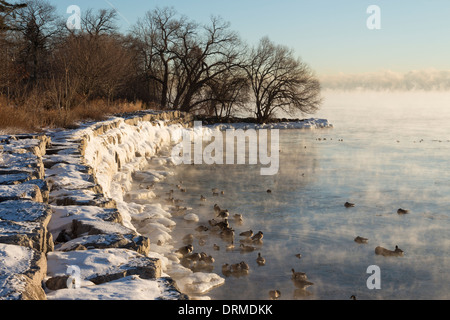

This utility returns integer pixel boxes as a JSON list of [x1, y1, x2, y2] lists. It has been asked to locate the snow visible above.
[[0, 111, 331, 300]]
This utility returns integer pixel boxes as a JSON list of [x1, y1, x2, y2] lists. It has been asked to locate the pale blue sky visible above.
[[52, 0, 450, 77]]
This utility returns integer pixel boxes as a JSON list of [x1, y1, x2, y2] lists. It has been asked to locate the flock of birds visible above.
[[163, 183, 408, 300], [166, 183, 314, 300], [345, 201, 406, 257]]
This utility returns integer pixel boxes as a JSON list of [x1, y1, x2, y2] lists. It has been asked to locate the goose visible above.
[[397, 208, 409, 214], [216, 219, 229, 230], [239, 230, 253, 238], [354, 236, 369, 244], [375, 245, 404, 257], [291, 268, 308, 281], [251, 231, 264, 241], [177, 244, 193, 256], [231, 263, 241, 272], [345, 202, 355, 208], [222, 263, 231, 274], [233, 214, 243, 223], [256, 252, 266, 266], [239, 261, 250, 271], [240, 243, 255, 252], [269, 290, 281, 300], [217, 209, 229, 219], [220, 228, 235, 239], [195, 225, 208, 232]]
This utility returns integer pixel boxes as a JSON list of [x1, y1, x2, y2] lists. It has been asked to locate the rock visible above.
[[0, 184, 43, 203], [0, 243, 47, 300]]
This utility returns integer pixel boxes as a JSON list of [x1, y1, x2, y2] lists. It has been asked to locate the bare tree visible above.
[[81, 8, 118, 36], [204, 68, 249, 119], [170, 15, 243, 113], [12, 0, 62, 83], [245, 37, 322, 123], [132, 7, 189, 109]]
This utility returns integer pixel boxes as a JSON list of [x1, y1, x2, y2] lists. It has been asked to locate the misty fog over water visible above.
[[144, 91, 450, 299]]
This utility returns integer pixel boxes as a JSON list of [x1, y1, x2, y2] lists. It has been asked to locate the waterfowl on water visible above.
[[214, 204, 221, 213], [240, 243, 256, 252], [295, 253, 302, 259], [345, 202, 355, 208], [239, 261, 250, 271], [269, 290, 281, 300], [200, 195, 206, 201], [233, 214, 243, 223], [256, 252, 266, 266], [350, 295, 357, 300], [251, 231, 264, 241], [397, 208, 409, 214], [291, 269, 308, 281], [213, 244, 220, 251], [217, 209, 229, 219], [177, 244, 193, 256], [195, 225, 209, 232], [267, 189, 272, 193], [375, 245, 404, 257], [239, 230, 253, 238], [354, 236, 369, 244]]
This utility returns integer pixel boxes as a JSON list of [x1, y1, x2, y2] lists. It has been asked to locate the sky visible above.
[[51, 0, 450, 80]]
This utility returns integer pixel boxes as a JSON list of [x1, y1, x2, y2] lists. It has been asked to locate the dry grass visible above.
[[0, 96, 146, 134]]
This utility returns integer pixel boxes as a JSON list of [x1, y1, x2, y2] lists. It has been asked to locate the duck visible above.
[[256, 252, 266, 266], [269, 290, 281, 300], [239, 261, 250, 271], [200, 252, 214, 264], [220, 228, 235, 239], [222, 263, 231, 274], [345, 202, 355, 208], [397, 208, 409, 214], [216, 219, 229, 230], [217, 209, 229, 219], [214, 204, 221, 214], [267, 189, 272, 193], [350, 295, 357, 300], [195, 225, 209, 232], [240, 243, 256, 252], [239, 230, 253, 238], [231, 263, 241, 272], [375, 245, 404, 257], [251, 231, 264, 242], [354, 236, 369, 244], [200, 195, 206, 201], [213, 244, 220, 251], [295, 253, 302, 259], [291, 268, 308, 281], [177, 244, 193, 256]]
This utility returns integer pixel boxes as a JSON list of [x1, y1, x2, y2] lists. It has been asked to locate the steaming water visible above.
[[142, 91, 450, 300]]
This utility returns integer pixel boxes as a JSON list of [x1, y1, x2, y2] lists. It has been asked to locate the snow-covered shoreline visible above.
[[0, 111, 332, 300]]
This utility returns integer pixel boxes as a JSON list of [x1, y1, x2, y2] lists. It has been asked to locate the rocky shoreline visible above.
[[0, 110, 332, 300], [0, 110, 192, 300]]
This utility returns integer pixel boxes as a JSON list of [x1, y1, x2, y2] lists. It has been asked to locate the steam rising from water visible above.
[[135, 91, 450, 299]]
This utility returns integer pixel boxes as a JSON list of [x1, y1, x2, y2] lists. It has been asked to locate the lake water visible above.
[[136, 90, 450, 300]]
